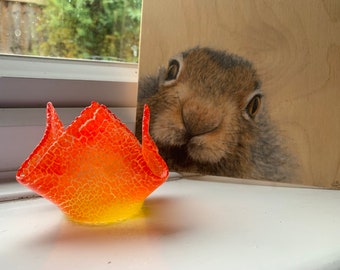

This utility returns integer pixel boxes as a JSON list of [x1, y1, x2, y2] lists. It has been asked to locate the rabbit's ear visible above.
[[163, 54, 183, 86], [243, 89, 263, 120]]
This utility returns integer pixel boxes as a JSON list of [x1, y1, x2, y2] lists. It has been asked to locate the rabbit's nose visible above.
[[182, 100, 222, 137]]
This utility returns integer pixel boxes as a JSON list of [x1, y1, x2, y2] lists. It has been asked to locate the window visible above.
[[1, 0, 141, 62], [0, 0, 141, 196]]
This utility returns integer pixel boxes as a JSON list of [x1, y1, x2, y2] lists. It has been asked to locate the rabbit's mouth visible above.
[[155, 129, 227, 165], [156, 139, 228, 175], [186, 133, 227, 163]]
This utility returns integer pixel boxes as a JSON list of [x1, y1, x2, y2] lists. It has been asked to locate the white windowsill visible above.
[[1, 176, 340, 270]]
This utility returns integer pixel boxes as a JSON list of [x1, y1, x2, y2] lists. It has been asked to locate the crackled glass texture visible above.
[[16, 102, 168, 225]]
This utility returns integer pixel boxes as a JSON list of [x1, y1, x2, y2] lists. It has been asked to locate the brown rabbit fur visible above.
[[136, 47, 294, 181]]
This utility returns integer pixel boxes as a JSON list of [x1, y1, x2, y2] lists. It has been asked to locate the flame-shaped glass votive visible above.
[[16, 102, 168, 225]]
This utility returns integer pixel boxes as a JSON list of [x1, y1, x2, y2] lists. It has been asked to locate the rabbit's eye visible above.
[[246, 94, 262, 118], [165, 59, 180, 81]]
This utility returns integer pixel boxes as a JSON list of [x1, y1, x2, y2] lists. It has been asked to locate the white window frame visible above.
[[0, 54, 139, 196], [0, 54, 138, 82]]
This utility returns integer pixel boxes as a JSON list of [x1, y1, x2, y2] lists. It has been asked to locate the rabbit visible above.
[[136, 47, 295, 181]]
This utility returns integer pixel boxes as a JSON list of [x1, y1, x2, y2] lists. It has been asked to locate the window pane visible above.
[[0, 0, 141, 62]]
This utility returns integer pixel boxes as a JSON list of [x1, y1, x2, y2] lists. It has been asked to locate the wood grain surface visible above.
[[138, 0, 340, 188]]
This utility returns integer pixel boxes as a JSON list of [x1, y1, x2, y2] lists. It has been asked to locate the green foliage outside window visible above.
[[36, 0, 141, 62]]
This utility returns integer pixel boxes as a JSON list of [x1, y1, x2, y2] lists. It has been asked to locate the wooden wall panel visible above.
[[138, 0, 340, 188]]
